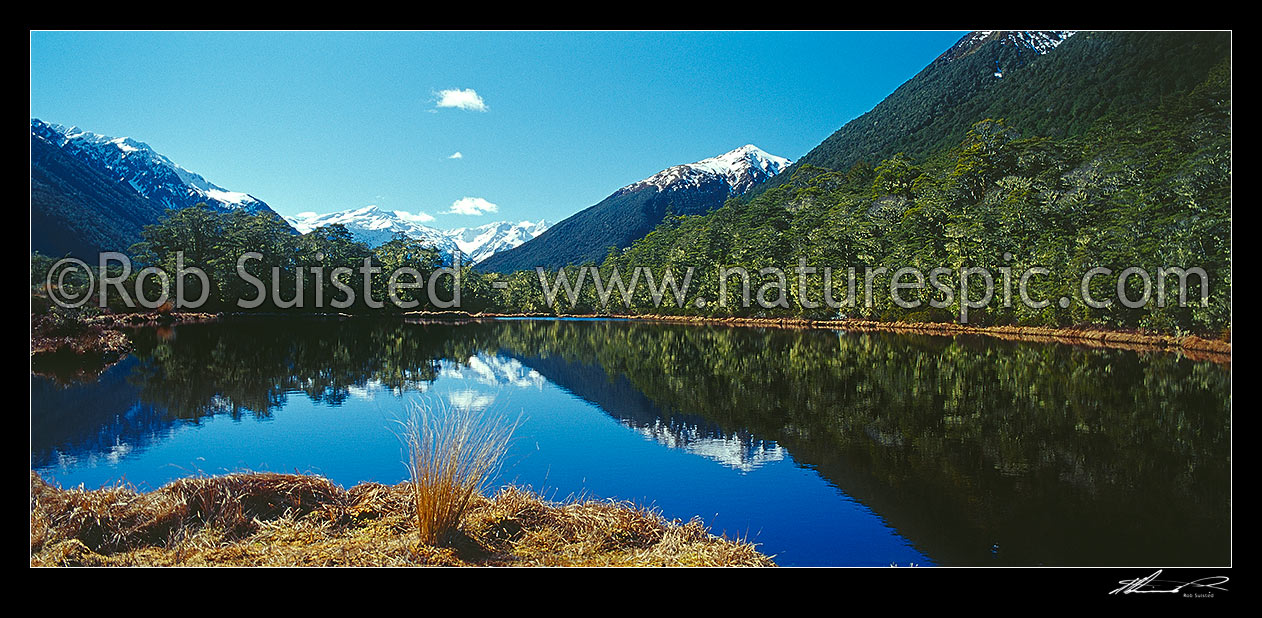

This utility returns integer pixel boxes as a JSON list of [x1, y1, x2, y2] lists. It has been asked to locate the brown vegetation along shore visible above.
[[30, 307, 1231, 379], [81, 310, 221, 328], [29, 310, 221, 381], [401, 310, 1232, 363], [29, 472, 774, 567], [30, 315, 132, 381]]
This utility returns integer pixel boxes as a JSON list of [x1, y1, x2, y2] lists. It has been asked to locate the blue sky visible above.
[[30, 31, 966, 228]]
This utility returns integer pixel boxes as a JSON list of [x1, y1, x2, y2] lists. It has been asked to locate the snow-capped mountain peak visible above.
[[692, 144, 791, 178], [998, 31, 1076, 54], [939, 31, 1077, 64], [284, 207, 550, 264], [285, 207, 456, 256], [31, 118, 272, 214], [288, 205, 398, 234], [447, 219, 551, 263], [621, 144, 793, 195], [477, 145, 793, 273]]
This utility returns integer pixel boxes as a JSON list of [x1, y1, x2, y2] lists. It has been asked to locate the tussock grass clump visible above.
[[401, 403, 514, 547], [30, 398, 771, 567], [30, 472, 774, 567]]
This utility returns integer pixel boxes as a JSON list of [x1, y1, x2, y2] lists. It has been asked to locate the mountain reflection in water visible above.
[[30, 317, 1231, 566]]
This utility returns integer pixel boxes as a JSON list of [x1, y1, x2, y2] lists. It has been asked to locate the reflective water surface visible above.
[[30, 317, 1231, 566]]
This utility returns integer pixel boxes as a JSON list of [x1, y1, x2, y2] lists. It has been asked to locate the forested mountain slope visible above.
[[750, 31, 1230, 198], [576, 52, 1231, 334]]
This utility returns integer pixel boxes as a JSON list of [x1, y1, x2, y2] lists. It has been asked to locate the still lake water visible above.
[[30, 317, 1231, 566]]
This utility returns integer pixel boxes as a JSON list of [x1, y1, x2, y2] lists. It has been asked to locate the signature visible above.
[[1110, 570, 1230, 595]]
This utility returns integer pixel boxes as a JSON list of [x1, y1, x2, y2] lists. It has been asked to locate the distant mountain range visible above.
[[447, 219, 551, 264], [285, 206, 549, 264], [477, 144, 790, 273], [31, 119, 285, 258], [29, 119, 547, 265]]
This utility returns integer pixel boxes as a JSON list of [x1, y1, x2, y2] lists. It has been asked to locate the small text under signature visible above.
[[1110, 570, 1229, 595]]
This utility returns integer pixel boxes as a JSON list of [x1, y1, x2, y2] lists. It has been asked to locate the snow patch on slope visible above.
[[621, 144, 792, 195]]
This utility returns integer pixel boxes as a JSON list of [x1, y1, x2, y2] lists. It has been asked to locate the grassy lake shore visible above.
[[30, 471, 774, 567]]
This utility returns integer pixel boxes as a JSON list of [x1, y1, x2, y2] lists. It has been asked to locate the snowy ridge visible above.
[[620, 144, 792, 195], [939, 30, 1077, 63], [31, 119, 273, 214], [1000, 30, 1076, 54], [447, 220, 551, 264], [285, 206, 550, 264], [285, 205, 461, 256]]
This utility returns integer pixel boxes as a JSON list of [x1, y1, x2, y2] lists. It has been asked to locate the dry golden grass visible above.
[[401, 403, 514, 547], [29, 472, 774, 567]]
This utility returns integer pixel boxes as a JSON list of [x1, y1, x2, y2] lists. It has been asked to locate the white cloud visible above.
[[448, 390, 496, 413], [434, 88, 488, 112], [444, 197, 499, 216], [394, 210, 435, 223], [294, 211, 318, 219], [448, 151, 463, 159]]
